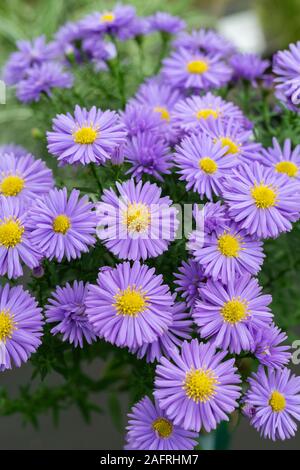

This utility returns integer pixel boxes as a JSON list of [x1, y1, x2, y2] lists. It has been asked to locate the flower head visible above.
[[80, 5, 137, 40], [45, 281, 96, 348], [172, 29, 236, 57], [154, 339, 241, 432], [121, 104, 162, 137], [85, 261, 173, 349], [0, 144, 28, 159], [47, 105, 127, 166], [97, 179, 178, 260], [147, 12, 185, 35], [230, 53, 269, 85], [273, 42, 300, 112], [125, 396, 198, 450], [222, 162, 300, 239], [244, 367, 300, 440], [28, 188, 96, 262], [174, 259, 205, 309], [260, 138, 300, 180], [251, 323, 291, 369], [194, 275, 273, 354], [0, 284, 43, 371], [162, 48, 232, 91], [0, 153, 54, 205]]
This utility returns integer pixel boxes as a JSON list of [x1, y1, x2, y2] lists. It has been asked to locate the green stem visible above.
[[154, 32, 170, 74], [90, 163, 102, 193]]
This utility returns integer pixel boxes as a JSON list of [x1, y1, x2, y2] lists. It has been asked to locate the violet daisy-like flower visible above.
[[0, 197, 41, 279], [188, 220, 264, 284], [27, 188, 96, 262], [244, 367, 300, 441], [193, 275, 273, 354], [131, 298, 193, 363], [193, 201, 230, 236], [0, 284, 43, 372], [273, 41, 300, 112], [174, 259, 205, 309], [251, 323, 291, 369], [97, 179, 178, 261], [154, 339, 241, 432], [53, 21, 84, 60], [85, 261, 173, 349], [125, 132, 173, 182], [230, 53, 269, 86], [172, 29, 236, 57], [222, 162, 300, 239], [173, 92, 245, 133], [3, 35, 57, 85], [147, 12, 185, 35], [199, 117, 262, 164], [82, 36, 116, 71], [121, 104, 162, 137], [0, 153, 54, 205], [260, 137, 300, 180], [162, 48, 232, 91], [45, 281, 96, 348], [80, 5, 136, 40], [16, 62, 73, 103], [0, 144, 28, 159], [132, 81, 182, 144], [125, 396, 198, 450], [175, 133, 235, 199], [47, 105, 127, 166]]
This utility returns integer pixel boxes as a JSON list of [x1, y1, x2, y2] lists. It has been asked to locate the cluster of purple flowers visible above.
[[2, 4, 300, 452]]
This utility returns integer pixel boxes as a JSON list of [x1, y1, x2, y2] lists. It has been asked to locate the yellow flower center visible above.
[[196, 108, 219, 120], [269, 391, 286, 413], [53, 215, 71, 234], [186, 60, 209, 74], [73, 127, 98, 145], [218, 233, 241, 257], [184, 368, 218, 403], [114, 286, 148, 317], [0, 175, 25, 197], [124, 203, 150, 234], [0, 218, 24, 248], [199, 157, 218, 174], [100, 12, 115, 23], [251, 184, 277, 209], [152, 418, 173, 438], [275, 161, 298, 178], [0, 310, 17, 342], [221, 298, 248, 324], [153, 106, 170, 122], [219, 137, 240, 155]]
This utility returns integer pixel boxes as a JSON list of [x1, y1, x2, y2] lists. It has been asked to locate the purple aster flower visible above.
[[154, 339, 241, 432], [230, 53, 269, 86], [0, 144, 28, 159], [174, 259, 205, 309], [172, 29, 236, 57], [244, 367, 300, 441], [193, 201, 230, 236], [0, 197, 41, 279], [16, 62, 73, 103], [85, 261, 173, 350], [3, 35, 57, 85], [173, 92, 245, 133], [121, 104, 162, 137], [125, 396, 198, 450], [162, 48, 232, 91], [193, 275, 273, 354], [47, 105, 127, 166], [45, 281, 96, 348], [125, 132, 173, 182], [0, 283, 43, 372], [273, 42, 300, 112], [82, 35, 116, 69], [27, 188, 96, 262], [120, 16, 150, 39], [147, 12, 185, 35], [188, 220, 265, 284], [222, 162, 300, 239], [251, 323, 291, 369], [130, 298, 193, 363], [97, 179, 178, 261], [175, 133, 236, 199], [260, 137, 300, 180], [79, 5, 136, 40], [199, 117, 262, 164], [0, 153, 54, 205], [53, 21, 84, 60], [111, 143, 125, 165], [132, 81, 182, 144]]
